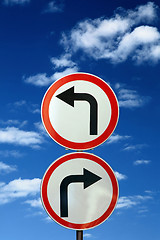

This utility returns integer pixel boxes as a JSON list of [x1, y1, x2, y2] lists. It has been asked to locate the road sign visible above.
[[41, 73, 119, 150], [41, 152, 119, 230]]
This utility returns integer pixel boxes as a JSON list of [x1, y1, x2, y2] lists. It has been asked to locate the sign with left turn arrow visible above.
[[41, 73, 119, 150], [41, 152, 119, 230]]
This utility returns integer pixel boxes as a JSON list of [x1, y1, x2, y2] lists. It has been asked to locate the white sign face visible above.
[[41, 73, 119, 150], [49, 80, 111, 143], [41, 153, 119, 230]]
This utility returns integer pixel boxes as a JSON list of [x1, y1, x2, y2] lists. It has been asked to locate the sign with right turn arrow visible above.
[[41, 152, 119, 230]]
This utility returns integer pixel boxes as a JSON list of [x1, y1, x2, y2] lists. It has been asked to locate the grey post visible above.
[[76, 230, 83, 240]]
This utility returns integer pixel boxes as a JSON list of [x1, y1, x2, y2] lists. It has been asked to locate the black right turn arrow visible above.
[[56, 86, 98, 135], [60, 168, 102, 217]]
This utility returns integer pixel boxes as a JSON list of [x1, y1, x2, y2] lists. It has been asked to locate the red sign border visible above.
[[41, 152, 119, 230], [41, 73, 119, 150]]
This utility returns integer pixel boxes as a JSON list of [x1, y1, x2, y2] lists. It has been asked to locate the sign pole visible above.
[[76, 230, 83, 240]]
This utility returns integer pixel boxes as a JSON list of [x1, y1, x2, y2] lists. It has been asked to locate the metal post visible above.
[[76, 230, 83, 240]]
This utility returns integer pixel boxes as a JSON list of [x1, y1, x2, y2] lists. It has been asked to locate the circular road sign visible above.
[[41, 152, 119, 230], [41, 73, 119, 150]]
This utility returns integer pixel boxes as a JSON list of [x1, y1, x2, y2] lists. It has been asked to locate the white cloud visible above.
[[61, 17, 129, 58], [123, 145, 137, 151], [112, 26, 160, 63], [29, 104, 41, 114], [51, 54, 76, 69], [34, 122, 48, 136], [0, 119, 20, 125], [115, 171, 127, 181], [134, 160, 151, 165], [0, 162, 17, 174], [9, 100, 40, 114], [43, 0, 64, 13], [117, 196, 136, 209], [44, 216, 53, 222], [0, 127, 43, 148], [24, 51, 79, 87], [0, 150, 23, 158], [126, 1, 158, 23], [31, 108, 41, 114], [107, 134, 130, 144], [116, 195, 152, 209], [0, 178, 41, 204], [84, 233, 93, 238], [123, 144, 147, 151], [64, 17, 129, 51], [0, 119, 27, 128], [13, 100, 26, 107], [24, 73, 53, 87], [138, 208, 149, 214], [52, 67, 78, 81], [25, 198, 43, 209], [24, 66, 78, 87], [3, 0, 30, 6], [61, 2, 160, 64], [133, 43, 160, 64], [115, 84, 150, 108]]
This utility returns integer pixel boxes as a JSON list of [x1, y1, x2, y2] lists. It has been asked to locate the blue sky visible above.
[[0, 0, 160, 239]]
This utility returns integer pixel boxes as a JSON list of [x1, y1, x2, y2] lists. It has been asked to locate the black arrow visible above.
[[56, 86, 98, 135], [60, 168, 102, 217]]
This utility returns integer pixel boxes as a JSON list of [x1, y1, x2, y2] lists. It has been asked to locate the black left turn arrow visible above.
[[60, 168, 102, 217], [56, 86, 98, 135]]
